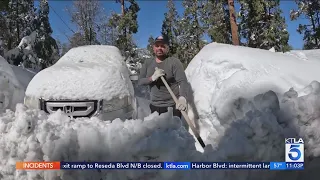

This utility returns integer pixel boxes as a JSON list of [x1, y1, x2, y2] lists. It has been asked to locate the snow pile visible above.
[[185, 84, 320, 180], [269, 47, 276, 52], [1, 82, 320, 180], [0, 105, 197, 180], [0, 56, 26, 112], [183, 43, 320, 178], [10, 65, 35, 90], [185, 43, 320, 151], [25, 45, 134, 100], [286, 49, 320, 62]]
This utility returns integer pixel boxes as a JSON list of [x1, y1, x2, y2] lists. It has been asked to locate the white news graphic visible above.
[[285, 138, 304, 162]]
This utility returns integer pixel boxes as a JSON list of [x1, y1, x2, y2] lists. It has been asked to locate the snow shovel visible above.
[[159, 76, 206, 148]]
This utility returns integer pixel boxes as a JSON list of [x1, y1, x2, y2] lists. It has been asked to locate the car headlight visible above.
[[102, 96, 132, 112], [24, 96, 40, 109]]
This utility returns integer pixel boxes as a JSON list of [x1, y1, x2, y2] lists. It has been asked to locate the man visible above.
[[138, 35, 189, 118]]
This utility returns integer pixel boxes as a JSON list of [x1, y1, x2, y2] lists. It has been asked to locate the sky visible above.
[[45, 0, 309, 50]]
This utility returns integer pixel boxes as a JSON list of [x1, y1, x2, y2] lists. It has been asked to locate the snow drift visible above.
[[0, 106, 197, 180], [0, 56, 28, 112], [185, 43, 320, 150], [286, 49, 320, 62], [0, 43, 320, 180], [1, 83, 320, 180], [10, 65, 36, 91]]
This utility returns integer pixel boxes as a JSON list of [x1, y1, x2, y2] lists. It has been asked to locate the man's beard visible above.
[[156, 54, 167, 59], [155, 51, 168, 59]]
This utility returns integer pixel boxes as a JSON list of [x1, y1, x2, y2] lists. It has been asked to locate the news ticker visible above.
[[16, 162, 304, 170]]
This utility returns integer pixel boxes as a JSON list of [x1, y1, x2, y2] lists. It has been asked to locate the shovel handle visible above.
[[160, 76, 206, 148]]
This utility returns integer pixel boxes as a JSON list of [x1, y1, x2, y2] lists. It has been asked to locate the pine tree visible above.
[[2, 0, 59, 69], [0, 0, 9, 55], [201, 0, 232, 44], [3, 0, 43, 69], [290, 0, 320, 49], [5, 0, 36, 49], [238, 0, 290, 52], [176, 0, 205, 67], [161, 0, 179, 56], [34, 0, 59, 69], [108, 0, 140, 59], [147, 35, 154, 55]]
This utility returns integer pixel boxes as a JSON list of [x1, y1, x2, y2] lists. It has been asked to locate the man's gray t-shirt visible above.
[[138, 57, 189, 107]]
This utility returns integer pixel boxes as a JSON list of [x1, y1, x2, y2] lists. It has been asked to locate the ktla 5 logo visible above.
[[285, 138, 304, 162]]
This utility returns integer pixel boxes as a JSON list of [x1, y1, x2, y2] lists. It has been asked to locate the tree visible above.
[[3, 0, 59, 70], [161, 0, 180, 56], [147, 35, 154, 55], [201, 0, 232, 44], [0, 0, 9, 53], [69, 32, 87, 48], [238, 0, 290, 52], [56, 39, 69, 57], [3, 0, 36, 50], [0, 37, 4, 57], [108, 0, 140, 59], [290, 0, 320, 49], [34, 0, 59, 69], [96, 13, 118, 45], [176, 0, 205, 67], [67, 0, 103, 45], [228, 0, 239, 45], [0, 0, 8, 56]]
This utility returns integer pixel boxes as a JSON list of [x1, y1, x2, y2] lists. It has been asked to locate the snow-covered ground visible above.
[[0, 43, 320, 180]]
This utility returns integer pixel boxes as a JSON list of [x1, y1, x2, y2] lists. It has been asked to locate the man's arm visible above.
[[138, 59, 153, 86], [172, 58, 188, 98]]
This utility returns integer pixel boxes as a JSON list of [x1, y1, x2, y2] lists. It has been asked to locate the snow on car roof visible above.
[[25, 45, 134, 100], [57, 45, 125, 65]]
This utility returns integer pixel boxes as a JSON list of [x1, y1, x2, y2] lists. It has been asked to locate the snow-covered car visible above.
[[24, 45, 137, 120]]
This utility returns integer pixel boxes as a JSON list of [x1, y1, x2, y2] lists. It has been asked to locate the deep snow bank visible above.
[[0, 106, 198, 180], [0, 56, 26, 112], [10, 65, 35, 91], [185, 43, 320, 151], [286, 49, 320, 62], [1, 83, 320, 180], [188, 83, 320, 180]]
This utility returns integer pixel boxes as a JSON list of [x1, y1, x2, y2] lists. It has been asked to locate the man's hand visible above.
[[176, 96, 187, 111], [151, 67, 165, 81]]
